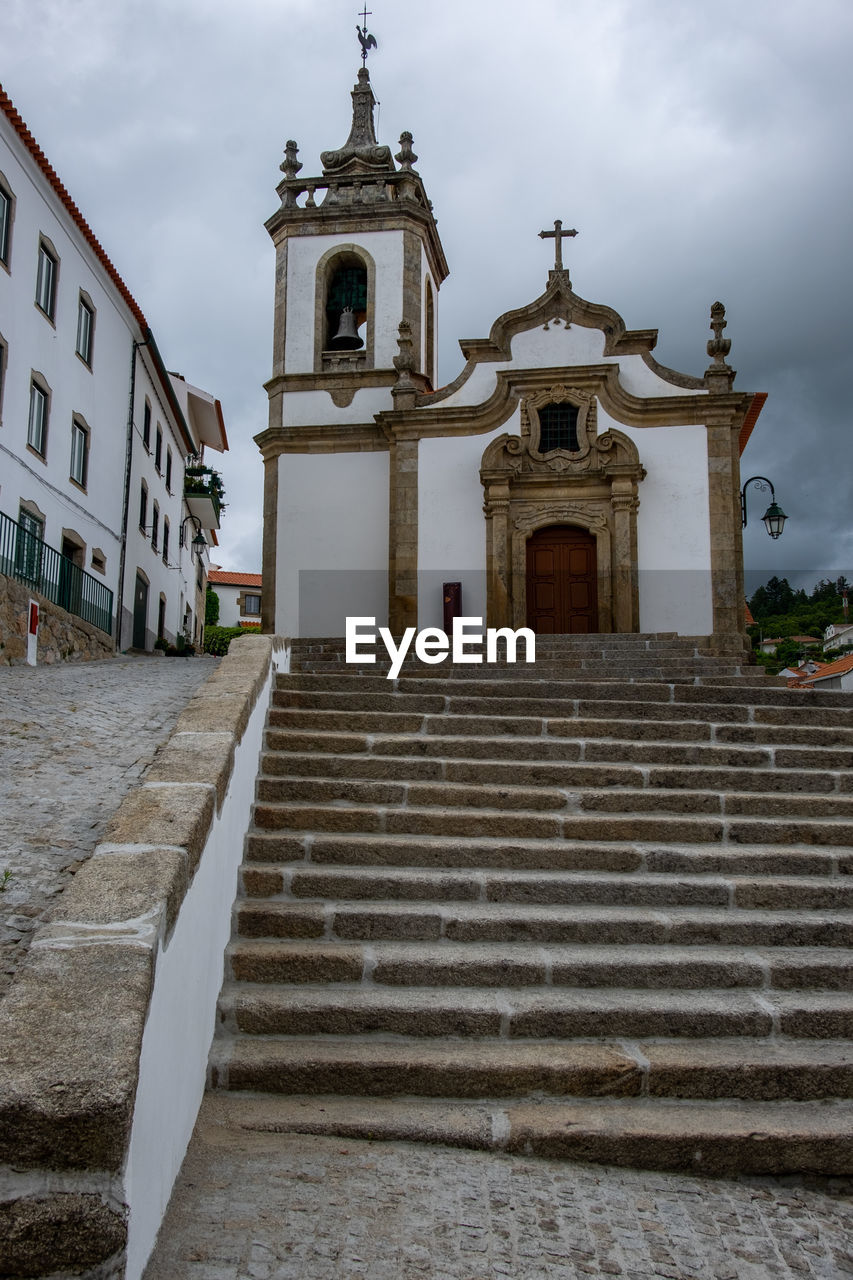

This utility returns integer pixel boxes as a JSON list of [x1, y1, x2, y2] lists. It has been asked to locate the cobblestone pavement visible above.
[[0, 653, 218, 998], [144, 1098, 853, 1280]]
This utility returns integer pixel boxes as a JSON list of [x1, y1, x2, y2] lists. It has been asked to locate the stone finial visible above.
[[321, 67, 394, 176], [396, 132, 418, 173], [392, 320, 418, 407], [705, 301, 735, 391], [280, 140, 302, 179], [393, 320, 416, 381]]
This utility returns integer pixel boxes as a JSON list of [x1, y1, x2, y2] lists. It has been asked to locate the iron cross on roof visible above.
[[357, 5, 377, 63], [539, 219, 578, 271]]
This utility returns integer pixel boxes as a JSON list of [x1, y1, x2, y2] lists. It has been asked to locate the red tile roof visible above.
[[796, 652, 853, 686], [0, 84, 200, 456], [0, 83, 147, 331], [208, 570, 262, 588], [744, 602, 755, 626], [762, 636, 821, 646], [739, 392, 768, 457]]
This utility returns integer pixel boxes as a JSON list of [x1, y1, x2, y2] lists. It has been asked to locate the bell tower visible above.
[[264, 63, 448, 424]]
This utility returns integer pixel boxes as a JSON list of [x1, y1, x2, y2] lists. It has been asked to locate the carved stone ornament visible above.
[[704, 300, 735, 391], [512, 501, 607, 533], [321, 67, 395, 176], [280, 140, 302, 179], [706, 301, 732, 369], [393, 320, 416, 380], [395, 131, 418, 173], [516, 386, 599, 467]]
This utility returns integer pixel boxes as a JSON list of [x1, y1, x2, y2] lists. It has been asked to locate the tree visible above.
[[749, 576, 799, 620], [205, 586, 220, 626]]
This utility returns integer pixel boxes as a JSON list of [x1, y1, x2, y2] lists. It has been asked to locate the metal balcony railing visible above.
[[0, 510, 114, 635]]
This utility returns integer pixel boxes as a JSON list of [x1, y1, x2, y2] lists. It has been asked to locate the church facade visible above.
[[256, 66, 764, 646]]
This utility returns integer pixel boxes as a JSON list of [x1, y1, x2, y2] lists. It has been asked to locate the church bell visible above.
[[330, 306, 364, 350]]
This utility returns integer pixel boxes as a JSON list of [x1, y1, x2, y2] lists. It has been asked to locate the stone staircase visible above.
[[208, 634, 853, 1175]]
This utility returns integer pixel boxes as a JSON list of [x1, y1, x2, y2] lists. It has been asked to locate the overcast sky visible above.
[[5, 0, 852, 592]]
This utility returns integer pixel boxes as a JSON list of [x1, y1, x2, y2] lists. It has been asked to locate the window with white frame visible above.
[[76, 295, 94, 365], [151, 502, 159, 553], [139, 480, 148, 532], [165, 447, 173, 492], [142, 400, 151, 450], [0, 180, 12, 267], [35, 241, 57, 319], [70, 418, 89, 488], [155, 424, 163, 473], [28, 380, 48, 456], [162, 517, 170, 564], [0, 335, 6, 420]]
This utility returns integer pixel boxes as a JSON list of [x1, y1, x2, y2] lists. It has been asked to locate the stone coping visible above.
[[0, 635, 282, 1279]]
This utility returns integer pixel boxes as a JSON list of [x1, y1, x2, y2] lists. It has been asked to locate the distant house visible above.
[[824, 621, 853, 653], [780, 659, 825, 681], [208, 570, 262, 628], [744, 601, 755, 627], [795, 652, 853, 692], [759, 636, 821, 656]]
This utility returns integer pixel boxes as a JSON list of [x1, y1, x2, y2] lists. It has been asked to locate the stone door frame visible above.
[[481, 389, 645, 634]]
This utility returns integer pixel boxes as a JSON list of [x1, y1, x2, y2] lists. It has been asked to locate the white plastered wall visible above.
[[598, 407, 713, 634], [276, 449, 390, 636], [281, 385, 393, 428], [418, 413, 518, 630]]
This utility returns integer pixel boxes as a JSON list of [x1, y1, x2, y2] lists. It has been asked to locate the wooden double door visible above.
[[526, 525, 598, 634]]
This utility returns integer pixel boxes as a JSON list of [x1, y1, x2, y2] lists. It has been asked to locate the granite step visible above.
[[259, 750, 852, 795], [209, 637, 853, 1176], [226, 938, 853, 992], [210, 1037, 853, 1103], [238, 863, 853, 913], [201, 1092, 853, 1176], [217, 983, 853, 1040], [232, 899, 853, 948], [244, 832, 850, 877]]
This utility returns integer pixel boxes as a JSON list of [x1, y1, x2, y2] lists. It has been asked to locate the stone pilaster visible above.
[[706, 418, 744, 645], [611, 487, 640, 633], [261, 451, 279, 634], [484, 487, 511, 630], [402, 229, 423, 373], [270, 238, 288, 381], [388, 431, 419, 635]]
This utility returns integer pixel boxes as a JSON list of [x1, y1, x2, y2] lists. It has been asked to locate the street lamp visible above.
[[180, 514, 208, 557], [741, 476, 787, 540]]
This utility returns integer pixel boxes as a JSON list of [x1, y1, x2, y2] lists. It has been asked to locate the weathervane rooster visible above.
[[357, 6, 378, 63]]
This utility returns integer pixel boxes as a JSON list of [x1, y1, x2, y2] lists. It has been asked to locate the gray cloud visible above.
[[4, 0, 851, 583]]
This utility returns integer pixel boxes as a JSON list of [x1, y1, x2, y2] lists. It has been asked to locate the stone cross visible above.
[[539, 220, 578, 271]]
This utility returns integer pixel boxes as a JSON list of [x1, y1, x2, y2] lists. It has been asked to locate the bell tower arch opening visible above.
[[313, 244, 376, 373], [324, 254, 368, 350]]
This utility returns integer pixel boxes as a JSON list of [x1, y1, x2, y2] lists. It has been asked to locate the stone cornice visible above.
[[254, 422, 387, 459], [256, 365, 756, 459], [429, 272, 706, 407], [264, 369, 397, 395], [265, 190, 449, 286], [390, 366, 755, 439]]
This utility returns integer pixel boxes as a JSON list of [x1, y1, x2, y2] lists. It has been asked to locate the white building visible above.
[[207, 569, 262, 629], [824, 621, 853, 653], [797, 653, 853, 692], [0, 84, 227, 660], [256, 66, 766, 646]]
